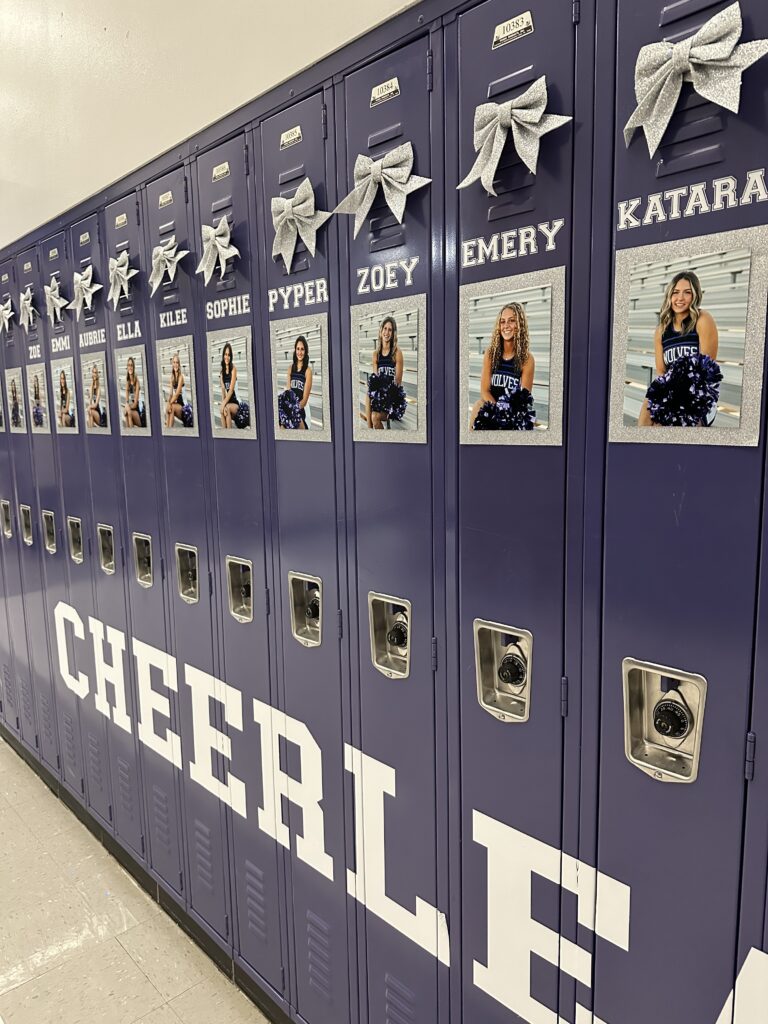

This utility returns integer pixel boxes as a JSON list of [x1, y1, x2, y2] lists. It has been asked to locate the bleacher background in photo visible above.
[[623, 247, 751, 427], [206, 333, 252, 429], [465, 284, 552, 429], [355, 306, 420, 431], [272, 320, 325, 430]]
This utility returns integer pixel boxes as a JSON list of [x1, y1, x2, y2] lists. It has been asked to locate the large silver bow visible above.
[[19, 287, 38, 334], [334, 142, 431, 239], [107, 250, 139, 310], [0, 298, 14, 335], [67, 264, 102, 321], [44, 275, 69, 325], [624, 2, 768, 157], [148, 235, 189, 296], [271, 178, 332, 273], [457, 76, 572, 194], [195, 217, 240, 286]]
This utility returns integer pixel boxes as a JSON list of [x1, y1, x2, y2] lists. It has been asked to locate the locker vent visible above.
[[385, 972, 416, 1024], [40, 693, 55, 751], [87, 732, 105, 793], [193, 818, 215, 893], [117, 756, 135, 821], [63, 713, 77, 775], [151, 784, 173, 856], [244, 859, 268, 941], [20, 678, 34, 728], [306, 909, 332, 1001]]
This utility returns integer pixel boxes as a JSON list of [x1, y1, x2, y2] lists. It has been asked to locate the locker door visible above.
[[0, 257, 38, 753], [449, 2, 576, 1022], [64, 214, 114, 826], [337, 33, 448, 1024], [259, 92, 351, 1021], [592, 2, 768, 1022], [147, 163, 231, 942], [14, 247, 60, 772], [39, 231, 86, 798]]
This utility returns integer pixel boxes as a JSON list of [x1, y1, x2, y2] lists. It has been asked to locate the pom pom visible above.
[[473, 384, 536, 431], [181, 403, 194, 428], [139, 405, 146, 429], [234, 401, 250, 429], [32, 405, 44, 427], [99, 408, 107, 428], [278, 389, 303, 429], [646, 353, 722, 426], [11, 406, 20, 428], [368, 373, 407, 421]]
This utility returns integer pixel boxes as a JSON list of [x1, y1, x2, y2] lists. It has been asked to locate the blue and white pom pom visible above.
[[181, 403, 194, 428], [473, 384, 536, 431], [278, 389, 303, 429], [368, 373, 407, 421], [99, 408, 108, 428], [32, 405, 44, 427], [646, 353, 722, 426], [234, 401, 250, 429]]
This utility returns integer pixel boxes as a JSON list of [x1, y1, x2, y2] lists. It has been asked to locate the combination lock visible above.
[[497, 649, 527, 688], [387, 619, 408, 648], [653, 699, 691, 739], [305, 590, 320, 620]]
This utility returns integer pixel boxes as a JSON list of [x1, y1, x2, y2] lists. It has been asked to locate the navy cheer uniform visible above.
[[376, 349, 396, 380], [490, 356, 521, 400], [661, 322, 699, 367], [290, 366, 308, 425], [222, 370, 238, 406]]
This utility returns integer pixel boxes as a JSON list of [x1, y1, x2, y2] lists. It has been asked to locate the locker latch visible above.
[[288, 572, 322, 647]]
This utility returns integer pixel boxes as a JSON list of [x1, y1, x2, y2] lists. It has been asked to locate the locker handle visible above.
[[1, 500, 12, 539], [19, 505, 33, 546], [368, 592, 410, 678], [42, 510, 57, 554], [132, 532, 153, 588], [288, 572, 322, 647], [97, 524, 115, 575], [226, 556, 253, 624], [175, 543, 199, 604], [474, 619, 532, 724], [67, 516, 83, 563]]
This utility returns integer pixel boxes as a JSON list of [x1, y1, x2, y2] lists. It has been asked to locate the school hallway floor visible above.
[[0, 735, 270, 1024]]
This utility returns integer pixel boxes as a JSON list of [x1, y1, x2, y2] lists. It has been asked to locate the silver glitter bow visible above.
[[457, 76, 572, 194], [107, 250, 139, 310], [67, 264, 103, 321], [334, 142, 431, 239], [0, 298, 14, 335], [19, 287, 38, 334], [195, 217, 240, 286], [44, 275, 69, 325], [271, 178, 332, 273], [624, 2, 768, 157], [148, 235, 189, 296]]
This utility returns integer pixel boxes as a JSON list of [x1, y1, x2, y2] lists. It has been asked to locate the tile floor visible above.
[[0, 736, 270, 1024]]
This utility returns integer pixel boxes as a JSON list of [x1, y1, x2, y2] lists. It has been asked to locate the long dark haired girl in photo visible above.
[[124, 356, 144, 429], [366, 316, 404, 429], [285, 335, 313, 429], [10, 378, 20, 428], [220, 341, 239, 429], [470, 302, 535, 428], [59, 369, 74, 428]]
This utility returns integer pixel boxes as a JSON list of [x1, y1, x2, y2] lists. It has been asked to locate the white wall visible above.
[[0, 0, 421, 249]]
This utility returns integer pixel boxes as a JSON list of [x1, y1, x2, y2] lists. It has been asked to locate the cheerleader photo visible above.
[[156, 337, 199, 438], [609, 228, 768, 446], [207, 328, 257, 440], [351, 295, 427, 444], [459, 267, 566, 446], [81, 353, 110, 433], [26, 365, 50, 434], [116, 346, 151, 436], [5, 367, 26, 434], [270, 314, 332, 443], [51, 357, 77, 434]]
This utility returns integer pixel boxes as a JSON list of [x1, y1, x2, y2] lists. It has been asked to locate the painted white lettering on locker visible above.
[[54, 602, 90, 699], [356, 257, 420, 294], [89, 616, 132, 735], [132, 637, 182, 769], [79, 328, 107, 348], [116, 320, 142, 342], [267, 278, 329, 312], [28, 344, 41, 360], [462, 220, 565, 268], [617, 167, 768, 230], [159, 308, 188, 329], [51, 334, 72, 353], [205, 294, 251, 321], [185, 665, 247, 818]]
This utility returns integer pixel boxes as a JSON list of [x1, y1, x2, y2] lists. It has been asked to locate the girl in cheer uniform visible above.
[[166, 352, 186, 428], [220, 342, 239, 429], [470, 302, 535, 428], [367, 316, 404, 429], [59, 370, 74, 428], [88, 364, 106, 428], [285, 335, 313, 430], [638, 270, 719, 427], [124, 357, 144, 429], [10, 379, 20, 428]]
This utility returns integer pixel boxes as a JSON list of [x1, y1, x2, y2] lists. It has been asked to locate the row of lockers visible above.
[[1, 1, 768, 1023]]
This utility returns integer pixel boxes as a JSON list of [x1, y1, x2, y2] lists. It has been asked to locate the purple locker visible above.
[[38, 231, 87, 797], [145, 163, 231, 941], [0, 257, 38, 753], [591, 2, 768, 1023], [12, 247, 60, 772], [258, 93, 352, 1020], [63, 214, 114, 826], [336, 34, 449, 1024], [449, 2, 575, 1021]]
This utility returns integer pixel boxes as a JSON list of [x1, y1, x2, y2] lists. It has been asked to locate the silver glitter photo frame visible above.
[[351, 293, 428, 445], [270, 312, 331, 443], [459, 266, 566, 446], [156, 335, 199, 438], [51, 357, 78, 434], [609, 227, 768, 446], [207, 326, 257, 441]]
